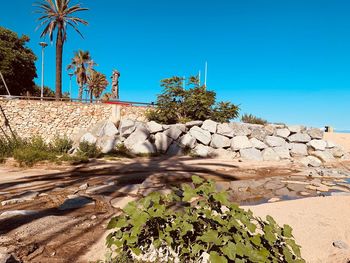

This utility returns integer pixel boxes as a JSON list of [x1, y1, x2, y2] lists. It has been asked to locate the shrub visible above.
[[78, 141, 101, 158], [146, 76, 240, 124], [107, 176, 305, 263], [51, 136, 73, 154], [13, 147, 56, 166], [241, 113, 268, 125]]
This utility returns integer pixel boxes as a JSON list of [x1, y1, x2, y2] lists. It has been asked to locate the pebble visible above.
[[268, 198, 280, 203], [333, 240, 349, 250]]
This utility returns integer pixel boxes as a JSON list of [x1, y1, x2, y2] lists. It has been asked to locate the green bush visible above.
[[146, 76, 240, 124], [107, 176, 305, 263], [13, 147, 56, 166], [78, 141, 101, 158], [241, 113, 268, 125], [50, 136, 73, 154]]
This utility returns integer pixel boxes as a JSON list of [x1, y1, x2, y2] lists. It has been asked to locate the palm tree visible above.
[[67, 50, 92, 100], [87, 70, 108, 102], [35, 0, 88, 99]]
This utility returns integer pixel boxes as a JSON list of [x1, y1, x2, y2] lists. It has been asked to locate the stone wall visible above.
[[0, 99, 148, 141], [82, 118, 350, 165]]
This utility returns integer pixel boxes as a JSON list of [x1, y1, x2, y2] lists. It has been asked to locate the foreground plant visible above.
[[106, 176, 305, 262]]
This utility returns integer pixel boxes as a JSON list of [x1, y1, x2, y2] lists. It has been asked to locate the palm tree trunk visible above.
[[78, 84, 83, 101], [89, 90, 93, 103], [55, 30, 63, 99]]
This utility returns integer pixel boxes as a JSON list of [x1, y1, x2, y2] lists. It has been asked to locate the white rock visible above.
[[178, 134, 196, 149], [287, 125, 302, 133], [99, 137, 116, 154], [201, 120, 218, 133], [193, 145, 212, 157], [262, 148, 280, 161], [307, 139, 327, 151], [230, 123, 252, 136], [341, 153, 350, 161], [124, 126, 150, 149], [250, 127, 269, 141], [189, 126, 212, 145], [129, 141, 157, 155], [119, 119, 136, 136], [265, 136, 286, 147], [276, 128, 290, 138], [208, 148, 236, 160], [217, 123, 234, 138], [307, 128, 324, 139], [185, 120, 203, 128], [250, 138, 268, 150], [311, 150, 336, 162], [111, 196, 138, 209], [166, 143, 184, 156], [239, 148, 263, 161], [103, 121, 119, 137], [210, 134, 231, 149], [273, 146, 291, 159], [300, 156, 322, 167], [154, 132, 173, 153], [290, 143, 308, 156], [332, 147, 346, 158], [146, 121, 163, 134], [288, 133, 311, 143], [231, 136, 252, 151], [80, 133, 97, 144], [164, 126, 183, 140], [326, 141, 336, 148]]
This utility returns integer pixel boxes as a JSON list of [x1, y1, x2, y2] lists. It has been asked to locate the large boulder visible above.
[[300, 156, 322, 167], [265, 136, 286, 147], [210, 134, 231, 149], [288, 133, 311, 143], [276, 128, 290, 139], [124, 126, 150, 149], [262, 148, 280, 161], [178, 134, 196, 149], [189, 126, 212, 145], [307, 128, 324, 139], [290, 143, 308, 156], [208, 148, 236, 160], [250, 127, 269, 141], [239, 148, 263, 161], [311, 150, 336, 162], [217, 123, 234, 138], [287, 125, 303, 134], [307, 139, 327, 151], [119, 119, 136, 137], [193, 144, 212, 157], [164, 125, 183, 140], [129, 141, 156, 155], [99, 136, 116, 154], [154, 132, 173, 153], [80, 133, 97, 144], [273, 146, 291, 159], [146, 121, 163, 134], [201, 120, 218, 133], [230, 123, 251, 136], [166, 142, 184, 156], [92, 120, 119, 137], [231, 136, 252, 151], [250, 138, 268, 150]]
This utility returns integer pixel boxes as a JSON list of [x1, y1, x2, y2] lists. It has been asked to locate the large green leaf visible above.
[[209, 251, 228, 263], [220, 242, 236, 260]]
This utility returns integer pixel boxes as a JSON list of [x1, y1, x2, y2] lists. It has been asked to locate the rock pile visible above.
[[78, 119, 350, 165]]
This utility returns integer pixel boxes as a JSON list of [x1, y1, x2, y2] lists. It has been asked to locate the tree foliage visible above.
[[87, 70, 108, 99], [0, 27, 37, 96], [241, 113, 268, 125], [146, 76, 239, 124], [107, 176, 305, 263]]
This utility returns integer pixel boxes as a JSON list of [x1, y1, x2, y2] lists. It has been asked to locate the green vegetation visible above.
[[35, 0, 88, 99], [241, 113, 268, 125], [78, 141, 101, 158], [146, 76, 240, 124], [107, 176, 305, 263], [0, 26, 37, 95]]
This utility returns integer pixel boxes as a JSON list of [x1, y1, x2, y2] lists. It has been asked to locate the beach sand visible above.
[[324, 132, 350, 152], [244, 196, 350, 263]]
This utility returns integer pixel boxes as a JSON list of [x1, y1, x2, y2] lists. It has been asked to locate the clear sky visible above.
[[1, 0, 350, 130]]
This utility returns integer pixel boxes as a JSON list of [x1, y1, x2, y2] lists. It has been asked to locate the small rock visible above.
[[1, 191, 39, 206], [332, 147, 346, 158], [333, 240, 349, 250], [268, 197, 280, 203], [79, 183, 89, 190], [300, 191, 311, 196], [91, 215, 97, 220]]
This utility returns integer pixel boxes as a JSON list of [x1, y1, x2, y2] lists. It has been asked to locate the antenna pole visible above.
[[198, 71, 201, 86]]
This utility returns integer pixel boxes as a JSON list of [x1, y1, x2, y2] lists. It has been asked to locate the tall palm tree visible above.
[[67, 50, 92, 100], [35, 0, 88, 99], [87, 70, 108, 102]]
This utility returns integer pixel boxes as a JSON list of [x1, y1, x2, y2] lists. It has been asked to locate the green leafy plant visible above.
[[241, 113, 268, 125], [146, 76, 240, 124], [13, 147, 56, 166], [78, 141, 101, 158], [107, 176, 305, 263], [50, 136, 73, 154]]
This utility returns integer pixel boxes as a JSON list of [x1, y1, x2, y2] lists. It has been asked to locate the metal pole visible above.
[[198, 71, 201, 86], [39, 42, 48, 100], [204, 61, 208, 89], [68, 73, 73, 100]]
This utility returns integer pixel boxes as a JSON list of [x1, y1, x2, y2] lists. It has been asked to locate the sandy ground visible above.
[[244, 196, 350, 263], [324, 132, 350, 152]]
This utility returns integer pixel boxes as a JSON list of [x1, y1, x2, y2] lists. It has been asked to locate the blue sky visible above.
[[1, 0, 350, 130]]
